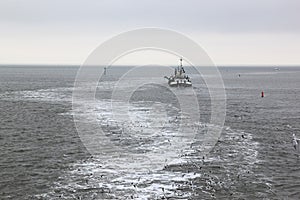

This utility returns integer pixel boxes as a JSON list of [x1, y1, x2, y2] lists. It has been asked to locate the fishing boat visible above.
[[164, 58, 192, 87]]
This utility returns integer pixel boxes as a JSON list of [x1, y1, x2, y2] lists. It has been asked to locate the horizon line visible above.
[[0, 63, 300, 67]]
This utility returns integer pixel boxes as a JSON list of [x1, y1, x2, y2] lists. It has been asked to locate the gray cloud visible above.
[[0, 0, 300, 65], [0, 0, 299, 33]]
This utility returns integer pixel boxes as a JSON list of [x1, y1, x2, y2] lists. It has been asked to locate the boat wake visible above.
[[2, 86, 274, 199], [34, 95, 270, 199]]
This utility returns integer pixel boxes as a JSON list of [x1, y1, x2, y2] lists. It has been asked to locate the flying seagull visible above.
[[292, 134, 300, 153]]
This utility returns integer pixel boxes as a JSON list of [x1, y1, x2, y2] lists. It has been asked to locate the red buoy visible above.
[[261, 91, 264, 98]]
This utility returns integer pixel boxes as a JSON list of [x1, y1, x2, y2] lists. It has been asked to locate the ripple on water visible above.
[[32, 99, 274, 199]]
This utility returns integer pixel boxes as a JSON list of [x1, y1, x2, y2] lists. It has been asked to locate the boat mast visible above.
[[180, 58, 183, 67], [179, 58, 183, 75]]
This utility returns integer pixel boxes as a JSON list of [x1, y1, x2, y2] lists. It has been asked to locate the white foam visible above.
[[13, 85, 270, 199]]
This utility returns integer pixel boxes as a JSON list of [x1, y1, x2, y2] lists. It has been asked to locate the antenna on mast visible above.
[[180, 58, 183, 67]]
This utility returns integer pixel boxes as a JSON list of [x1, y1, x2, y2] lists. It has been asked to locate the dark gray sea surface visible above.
[[0, 65, 300, 199]]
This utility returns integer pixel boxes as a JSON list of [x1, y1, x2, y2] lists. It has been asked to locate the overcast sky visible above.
[[0, 0, 300, 65]]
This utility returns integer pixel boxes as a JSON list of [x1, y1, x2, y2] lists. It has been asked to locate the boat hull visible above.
[[169, 81, 192, 87]]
